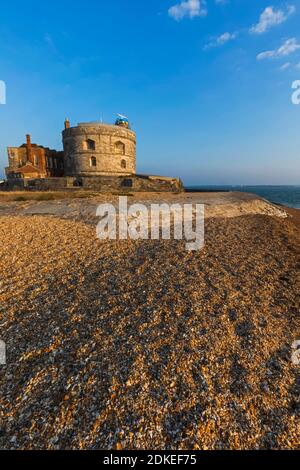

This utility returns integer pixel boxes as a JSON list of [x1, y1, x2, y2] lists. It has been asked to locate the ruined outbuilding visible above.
[[6, 134, 64, 179]]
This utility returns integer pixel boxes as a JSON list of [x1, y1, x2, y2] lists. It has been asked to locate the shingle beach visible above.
[[0, 192, 299, 450]]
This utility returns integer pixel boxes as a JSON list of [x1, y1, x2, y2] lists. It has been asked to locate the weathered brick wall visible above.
[[7, 147, 27, 168], [62, 123, 136, 177], [6, 145, 64, 178]]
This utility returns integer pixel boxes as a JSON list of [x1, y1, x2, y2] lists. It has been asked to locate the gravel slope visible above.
[[0, 211, 299, 450]]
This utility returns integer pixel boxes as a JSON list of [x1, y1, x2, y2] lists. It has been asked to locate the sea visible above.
[[185, 185, 300, 209]]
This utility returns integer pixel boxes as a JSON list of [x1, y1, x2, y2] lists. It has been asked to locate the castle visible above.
[[5, 116, 182, 192], [63, 117, 136, 177]]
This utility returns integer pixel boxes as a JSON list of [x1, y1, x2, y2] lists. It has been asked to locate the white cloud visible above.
[[204, 31, 237, 49], [168, 0, 207, 21], [217, 32, 236, 45], [250, 5, 296, 34], [257, 38, 300, 60], [280, 62, 291, 70], [44, 33, 55, 48]]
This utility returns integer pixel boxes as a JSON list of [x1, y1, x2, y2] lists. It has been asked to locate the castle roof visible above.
[[15, 163, 40, 174]]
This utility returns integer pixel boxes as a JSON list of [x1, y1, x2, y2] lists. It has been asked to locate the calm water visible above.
[[186, 185, 300, 209]]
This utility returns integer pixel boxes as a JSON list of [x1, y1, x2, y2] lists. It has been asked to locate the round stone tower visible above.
[[62, 119, 136, 177]]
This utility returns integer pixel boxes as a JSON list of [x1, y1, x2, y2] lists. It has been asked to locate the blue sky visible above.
[[0, 0, 300, 184]]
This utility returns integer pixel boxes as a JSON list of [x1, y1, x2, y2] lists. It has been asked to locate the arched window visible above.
[[90, 156, 97, 167], [121, 178, 133, 188], [74, 178, 83, 187], [121, 159, 127, 169], [115, 141, 125, 155], [85, 139, 96, 151]]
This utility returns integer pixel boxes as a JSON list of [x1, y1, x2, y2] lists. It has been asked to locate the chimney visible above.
[[26, 134, 32, 164], [64, 118, 70, 129]]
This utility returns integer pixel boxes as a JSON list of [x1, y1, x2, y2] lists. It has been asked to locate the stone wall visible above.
[[3, 175, 184, 193], [62, 123, 136, 177]]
